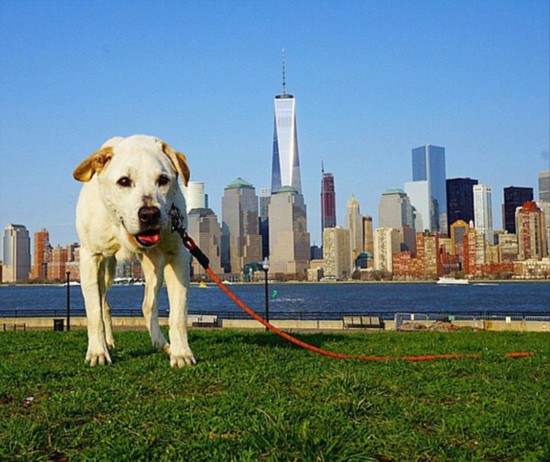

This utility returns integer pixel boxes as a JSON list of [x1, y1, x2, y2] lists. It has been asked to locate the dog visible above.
[[73, 134, 196, 367]]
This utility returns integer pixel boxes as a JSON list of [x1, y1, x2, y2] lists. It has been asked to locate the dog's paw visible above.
[[106, 339, 116, 351], [86, 348, 112, 366], [170, 351, 197, 368]]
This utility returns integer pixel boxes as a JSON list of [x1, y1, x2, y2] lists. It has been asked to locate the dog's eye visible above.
[[117, 177, 132, 188], [158, 175, 170, 186]]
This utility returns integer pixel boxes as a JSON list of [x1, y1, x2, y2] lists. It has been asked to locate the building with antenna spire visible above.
[[271, 49, 302, 194]]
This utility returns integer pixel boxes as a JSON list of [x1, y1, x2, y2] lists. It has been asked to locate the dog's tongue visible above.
[[138, 232, 161, 245]]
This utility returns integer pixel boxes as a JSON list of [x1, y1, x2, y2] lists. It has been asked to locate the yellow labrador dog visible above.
[[73, 135, 196, 367]]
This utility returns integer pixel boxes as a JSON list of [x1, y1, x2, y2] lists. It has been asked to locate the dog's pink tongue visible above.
[[139, 233, 161, 245]]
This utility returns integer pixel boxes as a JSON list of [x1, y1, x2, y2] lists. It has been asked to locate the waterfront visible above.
[[1, 282, 548, 320]]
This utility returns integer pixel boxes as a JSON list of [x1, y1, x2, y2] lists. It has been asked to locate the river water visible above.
[[1, 282, 548, 320]]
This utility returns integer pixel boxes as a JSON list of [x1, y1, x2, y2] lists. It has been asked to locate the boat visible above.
[[436, 277, 469, 285], [199, 281, 208, 288]]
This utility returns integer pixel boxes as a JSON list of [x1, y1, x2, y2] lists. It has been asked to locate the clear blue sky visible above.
[[1, 0, 548, 254]]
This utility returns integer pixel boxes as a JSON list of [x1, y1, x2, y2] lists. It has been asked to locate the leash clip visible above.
[[169, 204, 186, 236]]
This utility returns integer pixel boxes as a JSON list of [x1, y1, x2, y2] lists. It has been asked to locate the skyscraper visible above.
[[2, 224, 31, 283], [503, 186, 533, 234], [271, 52, 301, 194], [321, 166, 336, 232], [378, 188, 416, 252], [258, 188, 271, 259], [539, 171, 550, 202], [346, 195, 363, 261], [268, 186, 310, 275], [182, 181, 207, 213], [473, 184, 494, 243], [409, 145, 447, 233], [323, 226, 352, 280], [516, 201, 547, 260], [221, 178, 262, 274], [187, 208, 223, 276], [31, 228, 51, 281], [446, 177, 478, 232]]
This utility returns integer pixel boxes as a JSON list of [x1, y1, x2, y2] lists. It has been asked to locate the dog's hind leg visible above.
[[139, 250, 169, 351], [164, 250, 196, 367], [101, 256, 116, 350]]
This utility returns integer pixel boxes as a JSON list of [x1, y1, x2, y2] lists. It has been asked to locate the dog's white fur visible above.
[[74, 135, 195, 367]]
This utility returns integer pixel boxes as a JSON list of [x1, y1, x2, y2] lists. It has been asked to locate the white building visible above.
[[473, 184, 494, 244], [373, 227, 401, 274], [323, 226, 352, 280], [181, 181, 206, 213]]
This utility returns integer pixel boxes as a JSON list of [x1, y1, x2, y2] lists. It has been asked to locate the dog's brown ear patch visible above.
[[73, 147, 114, 182], [161, 142, 190, 186]]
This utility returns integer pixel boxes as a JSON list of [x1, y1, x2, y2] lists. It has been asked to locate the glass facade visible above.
[[503, 186, 533, 234], [446, 177, 478, 233], [272, 95, 301, 194], [411, 145, 447, 232]]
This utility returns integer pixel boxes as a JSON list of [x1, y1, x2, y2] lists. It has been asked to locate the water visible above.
[[1, 282, 548, 319]]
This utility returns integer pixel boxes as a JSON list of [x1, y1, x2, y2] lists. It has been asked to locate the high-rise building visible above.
[[268, 186, 310, 275], [182, 181, 207, 213], [188, 208, 223, 276], [473, 184, 494, 244], [362, 215, 374, 255], [322, 226, 352, 280], [516, 201, 547, 260], [378, 188, 416, 252], [503, 186, 533, 234], [449, 219, 469, 263], [31, 228, 51, 281], [221, 178, 262, 274], [404, 180, 430, 233], [271, 54, 301, 194], [446, 177, 478, 233], [345, 195, 363, 260], [415, 232, 443, 279], [2, 224, 31, 283], [321, 166, 336, 233], [373, 227, 401, 274], [409, 145, 447, 233], [539, 171, 550, 202], [258, 188, 271, 259]]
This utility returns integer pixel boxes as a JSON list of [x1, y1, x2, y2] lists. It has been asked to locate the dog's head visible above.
[[73, 135, 190, 249]]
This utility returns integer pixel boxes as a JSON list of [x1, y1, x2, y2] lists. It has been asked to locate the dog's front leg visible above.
[[80, 249, 111, 366], [140, 250, 169, 351], [164, 251, 196, 367]]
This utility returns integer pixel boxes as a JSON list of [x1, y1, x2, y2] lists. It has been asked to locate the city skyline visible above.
[[1, 1, 548, 253]]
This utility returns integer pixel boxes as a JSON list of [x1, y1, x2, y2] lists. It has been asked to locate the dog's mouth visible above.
[[135, 229, 162, 247]]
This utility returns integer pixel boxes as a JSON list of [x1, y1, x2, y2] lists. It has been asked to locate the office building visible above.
[[188, 208, 223, 276], [345, 195, 363, 260], [378, 188, 416, 252], [404, 180, 430, 233], [323, 226, 352, 280], [503, 186, 533, 234], [539, 171, 550, 202], [362, 215, 374, 254], [2, 224, 31, 283], [321, 167, 336, 233], [446, 177, 478, 233], [221, 178, 262, 274], [449, 219, 469, 263], [271, 55, 301, 194], [373, 227, 401, 274], [268, 186, 310, 274], [182, 181, 207, 213], [516, 201, 547, 260], [258, 188, 271, 259], [410, 145, 447, 233], [31, 228, 51, 281], [473, 184, 494, 243]]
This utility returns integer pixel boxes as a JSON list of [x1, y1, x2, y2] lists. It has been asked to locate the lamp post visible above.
[[66, 271, 71, 331], [262, 257, 270, 329]]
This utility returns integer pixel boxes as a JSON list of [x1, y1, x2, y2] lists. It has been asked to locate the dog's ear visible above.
[[73, 147, 114, 182], [161, 142, 190, 186]]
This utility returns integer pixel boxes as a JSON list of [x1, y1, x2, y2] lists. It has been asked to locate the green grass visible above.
[[1, 329, 549, 461]]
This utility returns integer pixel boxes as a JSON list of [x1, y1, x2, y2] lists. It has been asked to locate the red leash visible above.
[[170, 206, 534, 362]]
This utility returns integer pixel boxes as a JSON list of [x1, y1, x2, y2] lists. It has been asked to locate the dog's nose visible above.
[[138, 206, 161, 226]]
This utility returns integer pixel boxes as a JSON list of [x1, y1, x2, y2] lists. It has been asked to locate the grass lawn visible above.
[[1, 329, 549, 461]]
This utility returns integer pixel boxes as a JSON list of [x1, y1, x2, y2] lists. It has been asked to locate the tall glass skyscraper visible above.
[[271, 56, 301, 194], [321, 166, 336, 232], [446, 177, 478, 233], [503, 186, 533, 234], [410, 145, 447, 233]]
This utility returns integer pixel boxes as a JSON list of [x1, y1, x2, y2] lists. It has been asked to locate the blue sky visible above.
[[1, 0, 548, 253]]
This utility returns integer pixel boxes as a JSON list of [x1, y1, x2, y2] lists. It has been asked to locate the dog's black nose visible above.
[[138, 206, 161, 226]]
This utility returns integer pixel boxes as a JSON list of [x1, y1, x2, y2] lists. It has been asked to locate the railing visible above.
[[1, 309, 548, 323]]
